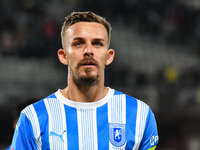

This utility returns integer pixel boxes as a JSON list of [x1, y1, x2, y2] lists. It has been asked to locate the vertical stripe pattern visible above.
[[108, 94, 126, 150], [22, 105, 42, 150], [132, 100, 149, 150], [59, 100, 68, 149], [12, 89, 158, 150], [77, 108, 98, 150], [108, 94, 126, 124], [44, 98, 67, 150]]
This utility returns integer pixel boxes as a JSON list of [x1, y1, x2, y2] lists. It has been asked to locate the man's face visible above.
[[64, 22, 113, 87]]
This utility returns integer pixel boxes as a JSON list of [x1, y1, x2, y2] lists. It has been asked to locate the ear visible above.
[[106, 49, 115, 65], [58, 49, 68, 65]]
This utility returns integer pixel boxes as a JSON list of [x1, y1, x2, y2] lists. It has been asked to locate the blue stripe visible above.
[[33, 100, 49, 150], [65, 105, 79, 149], [125, 95, 138, 149], [97, 103, 109, 149]]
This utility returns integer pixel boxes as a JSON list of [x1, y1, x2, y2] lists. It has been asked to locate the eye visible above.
[[93, 42, 102, 47], [73, 41, 83, 47]]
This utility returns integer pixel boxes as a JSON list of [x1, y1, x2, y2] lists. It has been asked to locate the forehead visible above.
[[66, 22, 108, 41]]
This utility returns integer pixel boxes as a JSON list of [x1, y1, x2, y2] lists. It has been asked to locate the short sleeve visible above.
[[11, 112, 38, 150], [139, 108, 159, 150]]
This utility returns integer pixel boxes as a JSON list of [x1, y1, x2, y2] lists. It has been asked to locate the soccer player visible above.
[[11, 11, 159, 150]]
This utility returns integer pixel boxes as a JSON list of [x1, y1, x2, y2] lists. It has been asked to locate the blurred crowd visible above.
[[1, 0, 200, 56], [0, 0, 61, 58], [82, 0, 200, 51]]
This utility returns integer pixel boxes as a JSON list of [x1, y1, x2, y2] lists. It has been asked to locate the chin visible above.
[[80, 71, 97, 78], [82, 74, 97, 79], [74, 75, 100, 87]]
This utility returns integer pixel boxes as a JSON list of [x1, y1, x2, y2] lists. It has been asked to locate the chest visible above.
[[40, 100, 142, 150]]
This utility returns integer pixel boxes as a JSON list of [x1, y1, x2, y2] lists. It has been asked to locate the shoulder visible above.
[[21, 92, 57, 118], [112, 89, 151, 116], [113, 89, 150, 108]]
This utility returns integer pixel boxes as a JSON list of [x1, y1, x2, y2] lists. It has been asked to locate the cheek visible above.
[[98, 55, 108, 67], [67, 53, 81, 66]]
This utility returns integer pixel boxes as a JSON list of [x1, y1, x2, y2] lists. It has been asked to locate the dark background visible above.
[[1, 0, 200, 149]]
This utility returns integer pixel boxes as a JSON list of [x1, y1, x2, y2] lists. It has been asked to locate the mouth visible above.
[[82, 61, 96, 66], [77, 58, 99, 69]]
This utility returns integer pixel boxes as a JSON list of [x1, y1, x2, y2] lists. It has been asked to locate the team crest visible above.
[[109, 123, 126, 147]]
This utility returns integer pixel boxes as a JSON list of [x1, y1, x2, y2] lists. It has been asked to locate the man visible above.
[[11, 11, 159, 150]]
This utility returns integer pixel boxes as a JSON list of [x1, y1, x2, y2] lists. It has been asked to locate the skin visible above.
[[58, 22, 115, 103]]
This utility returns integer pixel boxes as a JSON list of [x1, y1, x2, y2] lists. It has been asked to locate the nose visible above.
[[83, 43, 93, 57]]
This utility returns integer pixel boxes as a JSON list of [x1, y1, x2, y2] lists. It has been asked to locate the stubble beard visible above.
[[72, 68, 100, 88], [70, 58, 101, 89]]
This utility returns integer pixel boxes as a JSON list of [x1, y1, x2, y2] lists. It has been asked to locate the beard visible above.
[[73, 72, 100, 88], [70, 57, 102, 88]]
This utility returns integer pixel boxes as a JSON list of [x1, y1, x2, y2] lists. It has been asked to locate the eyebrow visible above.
[[92, 38, 105, 43], [72, 37, 105, 42], [72, 37, 84, 42]]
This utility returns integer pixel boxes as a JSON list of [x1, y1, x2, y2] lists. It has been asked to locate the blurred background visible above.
[[0, 0, 200, 149]]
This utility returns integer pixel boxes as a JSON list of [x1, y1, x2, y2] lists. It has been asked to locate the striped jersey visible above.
[[11, 88, 159, 150]]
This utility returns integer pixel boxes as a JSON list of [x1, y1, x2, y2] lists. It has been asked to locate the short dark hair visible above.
[[61, 11, 112, 49]]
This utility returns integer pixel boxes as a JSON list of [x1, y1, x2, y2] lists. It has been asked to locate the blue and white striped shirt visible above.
[[11, 88, 158, 150]]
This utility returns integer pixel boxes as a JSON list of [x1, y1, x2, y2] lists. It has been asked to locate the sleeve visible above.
[[139, 108, 159, 150], [11, 112, 38, 150]]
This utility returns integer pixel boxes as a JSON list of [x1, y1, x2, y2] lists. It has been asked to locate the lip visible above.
[[78, 58, 98, 69], [81, 65, 95, 68], [81, 61, 96, 66], [81, 64, 96, 68], [80, 62, 96, 69]]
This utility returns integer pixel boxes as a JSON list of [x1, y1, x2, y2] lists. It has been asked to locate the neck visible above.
[[61, 77, 108, 103]]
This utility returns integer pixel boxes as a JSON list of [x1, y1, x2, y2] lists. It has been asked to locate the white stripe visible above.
[[108, 99, 111, 123], [107, 100, 113, 150], [59, 101, 68, 150], [22, 105, 42, 150], [132, 101, 141, 150], [77, 108, 97, 150], [44, 99, 53, 149], [45, 98, 67, 150], [109, 94, 126, 123], [30, 105, 42, 150], [132, 100, 149, 150], [108, 94, 126, 150]]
